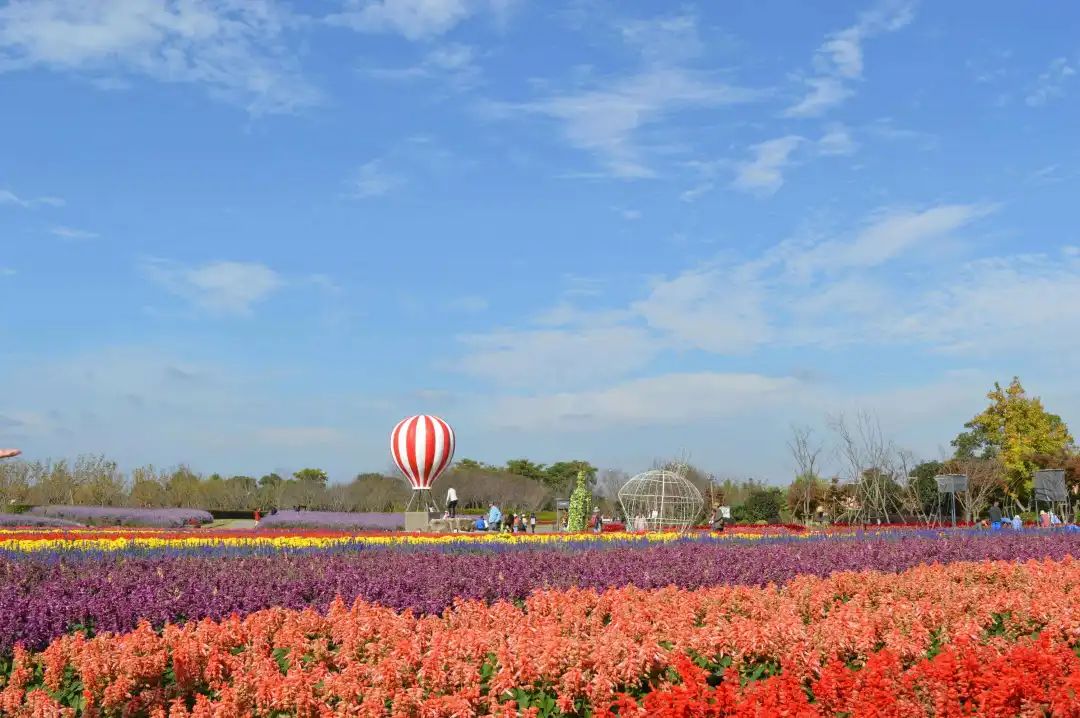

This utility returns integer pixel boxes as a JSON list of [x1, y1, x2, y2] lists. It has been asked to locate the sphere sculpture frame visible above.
[[618, 468, 704, 534]]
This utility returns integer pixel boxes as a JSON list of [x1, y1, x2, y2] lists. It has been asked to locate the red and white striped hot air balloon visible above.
[[390, 415, 455, 491]]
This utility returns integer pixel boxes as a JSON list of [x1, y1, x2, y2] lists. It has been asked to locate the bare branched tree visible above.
[[828, 411, 909, 524], [787, 425, 824, 524], [948, 457, 1007, 523]]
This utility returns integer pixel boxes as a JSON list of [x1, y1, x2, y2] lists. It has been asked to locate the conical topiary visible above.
[[567, 470, 592, 531]]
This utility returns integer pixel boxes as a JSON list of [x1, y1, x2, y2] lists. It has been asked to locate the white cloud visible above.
[[618, 13, 703, 66], [817, 123, 857, 155], [633, 266, 773, 353], [680, 182, 714, 203], [785, 77, 853, 118], [487, 372, 804, 430], [504, 68, 760, 179], [456, 325, 658, 389], [0, 188, 64, 208], [0, 0, 319, 114], [451, 202, 1003, 390], [892, 253, 1080, 353], [347, 159, 404, 198], [785, 0, 915, 117], [364, 42, 480, 89], [1026, 57, 1076, 107], [142, 258, 283, 316], [327, 0, 513, 40], [50, 225, 99, 240], [618, 208, 642, 220], [731, 135, 802, 196], [780, 204, 993, 276]]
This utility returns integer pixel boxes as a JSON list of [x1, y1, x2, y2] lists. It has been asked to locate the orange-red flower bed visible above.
[[5, 556, 1080, 716]]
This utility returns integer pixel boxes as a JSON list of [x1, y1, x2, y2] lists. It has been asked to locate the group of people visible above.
[[986, 501, 1067, 530], [477, 503, 536, 533]]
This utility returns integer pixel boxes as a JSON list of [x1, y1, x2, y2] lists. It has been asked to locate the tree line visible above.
[[1, 377, 1074, 524], [780, 377, 1078, 525]]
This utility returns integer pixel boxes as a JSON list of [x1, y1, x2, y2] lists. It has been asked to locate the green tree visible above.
[[785, 473, 826, 522], [908, 460, 944, 518], [258, 473, 283, 488], [735, 486, 784, 524], [545, 460, 597, 494], [953, 378, 1074, 500], [505, 459, 546, 482], [292, 468, 329, 485], [566, 470, 592, 531]]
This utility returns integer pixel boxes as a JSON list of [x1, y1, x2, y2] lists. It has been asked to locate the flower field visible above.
[[28, 506, 214, 528], [3, 526, 1080, 715], [5, 556, 1080, 716]]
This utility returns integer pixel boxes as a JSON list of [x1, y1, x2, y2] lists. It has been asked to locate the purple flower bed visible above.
[[0, 513, 83, 528], [28, 506, 212, 528], [256, 510, 403, 531], [3, 531, 1080, 655]]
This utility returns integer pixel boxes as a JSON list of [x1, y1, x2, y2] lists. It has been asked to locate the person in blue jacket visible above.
[[487, 503, 502, 532]]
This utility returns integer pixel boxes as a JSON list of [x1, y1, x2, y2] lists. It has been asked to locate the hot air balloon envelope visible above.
[[391, 415, 455, 491]]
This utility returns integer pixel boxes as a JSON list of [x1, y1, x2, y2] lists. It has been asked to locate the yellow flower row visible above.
[[0, 529, 795, 553]]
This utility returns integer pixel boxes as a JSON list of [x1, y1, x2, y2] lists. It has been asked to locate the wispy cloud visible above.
[[364, 43, 481, 90], [778, 204, 994, 276], [487, 372, 801, 430], [1026, 57, 1076, 107], [785, 0, 916, 117], [453, 202, 1003, 392], [817, 123, 857, 155], [0, 0, 320, 114], [731, 135, 803, 196], [680, 182, 714, 203], [1025, 164, 1072, 186], [327, 0, 516, 40], [141, 259, 283, 316], [0, 267, 15, 277], [501, 68, 760, 179], [0, 188, 64, 208], [456, 324, 658, 389], [50, 225, 98, 240], [487, 13, 760, 179], [347, 159, 405, 199]]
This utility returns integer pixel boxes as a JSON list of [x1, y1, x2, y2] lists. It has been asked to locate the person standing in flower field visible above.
[[445, 486, 458, 518], [988, 502, 1003, 531], [487, 503, 502, 532], [590, 507, 603, 533], [529, 512, 536, 533]]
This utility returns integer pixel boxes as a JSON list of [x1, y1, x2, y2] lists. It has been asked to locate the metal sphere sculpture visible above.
[[618, 467, 704, 534]]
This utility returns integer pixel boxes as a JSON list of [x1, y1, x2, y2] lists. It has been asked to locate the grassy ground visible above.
[[208, 518, 258, 529]]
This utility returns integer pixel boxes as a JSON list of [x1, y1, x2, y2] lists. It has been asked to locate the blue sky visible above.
[[2, 0, 1079, 483]]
